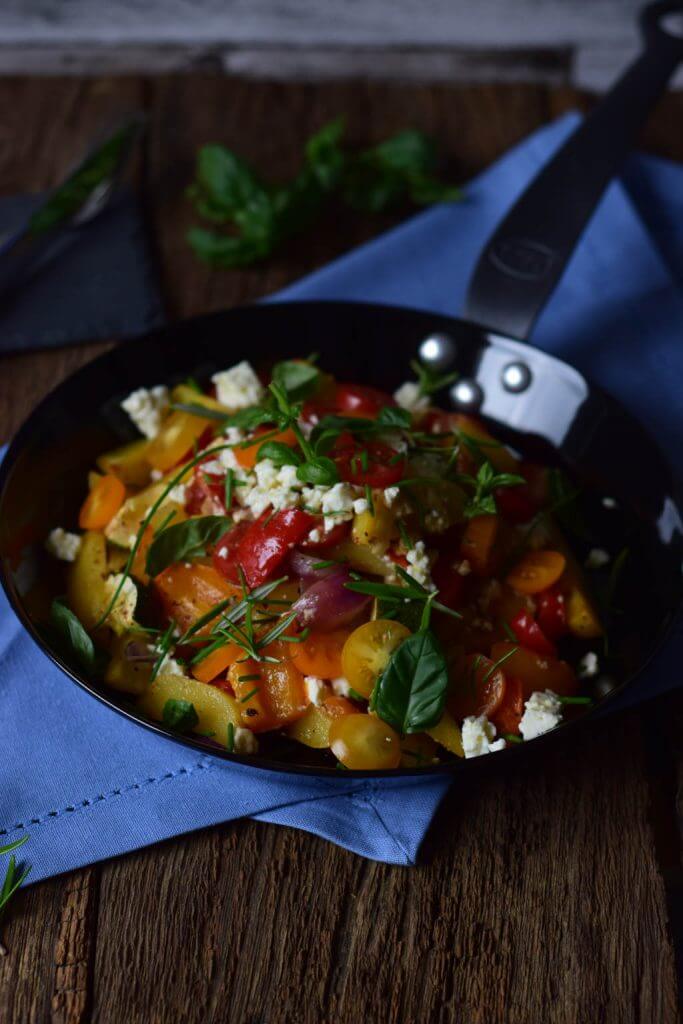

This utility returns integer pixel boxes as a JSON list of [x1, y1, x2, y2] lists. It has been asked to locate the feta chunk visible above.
[[304, 675, 328, 706], [211, 360, 264, 410], [578, 651, 599, 678], [602, 496, 618, 509], [406, 540, 434, 589], [383, 486, 400, 507], [462, 715, 505, 758], [167, 483, 187, 505], [353, 497, 369, 515], [586, 547, 610, 569], [331, 676, 352, 697], [233, 726, 259, 754], [307, 528, 322, 544], [457, 559, 472, 576], [121, 385, 169, 439], [519, 690, 563, 741], [45, 528, 82, 562], [394, 381, 429, 413], [157, 652, 187, 678], [321, 482, 356, 531], [239, 458, 301, 518], [103, 574, 138, 634]]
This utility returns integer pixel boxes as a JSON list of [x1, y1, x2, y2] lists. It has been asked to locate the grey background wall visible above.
[[1, 0, 682, 90]]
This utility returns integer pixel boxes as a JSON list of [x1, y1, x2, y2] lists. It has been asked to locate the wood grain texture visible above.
[[0, 75, 681, 1024]]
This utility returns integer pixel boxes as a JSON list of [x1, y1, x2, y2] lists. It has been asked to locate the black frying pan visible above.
[[1, 1, 683, 778]]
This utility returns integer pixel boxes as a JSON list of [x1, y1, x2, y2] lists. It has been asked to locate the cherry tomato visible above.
[[79, 473, 126, 530], [489, 642, 578, 698], [334, 383, 394, 418], [335, 440, 405, 488], [506, 549, 566, 595], [154, 563, 241, 634], [448, 653, 507, 722], [329, 714, 401, 770], [341, 619, 411, 698], [185, 463, 227, 516], [213, 509, 315, 588], [233, 426, 298, 470], [509, 609, 557, 657], [299, 520, 351, 552], [536, 585, 568, 640], [460, 515, 499, 576], [491, 676, 524, 735], [291, 629, 350, 679]]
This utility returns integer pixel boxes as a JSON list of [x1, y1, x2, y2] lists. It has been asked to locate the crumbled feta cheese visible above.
[[304, 675, 327, 706], [233, 726, 259, 754], [586, 547, 610, 569], [406, 540, 434, 589], [157, 652, 187, 678], [217, 546, 228, 558], [602, 496, 618, 509], [331, 676, 352, 697], [121, 385, 169, 439], [307, 528, 322, 544], [200, 459, 224, 477], [394, 381, 429, 413], [45, 528, 82, 562], [321, 482, 356, 531], [166, 483, 186, 505], [519, 690, 563, 741], [353, 497, 369, 515], [578, 651, 599, 678], [150, 468, 163, 482], [238, 458, 301, 518], [462, 715, 505, 758], [103, 574, 138, 633], [457, 559, 472, 576], [383, 486, 400, 507], [212, 361, 264, 410]]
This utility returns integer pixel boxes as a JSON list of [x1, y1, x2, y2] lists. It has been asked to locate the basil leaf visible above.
[[377, 406, 411, 429], [223, 406, 279, 432], [163, 699, 199, 732], [297, 457, 339, 486], [271, 360, 320, 401], [49, 599, 98, 673], [256, 441, 302, 467], [374, 629, 448, 734], [146, 516, 232, 577]]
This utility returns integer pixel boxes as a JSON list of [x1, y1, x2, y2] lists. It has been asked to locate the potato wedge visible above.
[[66, 530, 110, 630], [137, 671, 241, 740]]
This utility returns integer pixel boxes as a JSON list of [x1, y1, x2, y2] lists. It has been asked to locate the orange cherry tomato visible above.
[[291, 629, 350, 679], [491, 676, 525, 735], [489, 642, 578, 698], [460, 515, 499, 576], [78, 473, 126, 530], [506, 549, 566, 595], [448, 653, 507, 722], [323, 695, 357, 717], [329, 714, 401, 770], [233, 426, 298, 470]]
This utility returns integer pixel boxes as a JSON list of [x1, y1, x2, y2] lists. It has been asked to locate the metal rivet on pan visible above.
[[418, 332, 457, 370], [501, 361, 532, 393], [450, 378, 483, 411]]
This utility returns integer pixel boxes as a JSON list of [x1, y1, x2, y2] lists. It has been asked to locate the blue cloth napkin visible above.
[[2, 113, 683, 881]]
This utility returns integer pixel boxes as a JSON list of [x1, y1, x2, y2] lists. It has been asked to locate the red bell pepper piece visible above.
[[536, 585, 568, 640], [510, 609, 557, 657], [213, 509, 315, 588]]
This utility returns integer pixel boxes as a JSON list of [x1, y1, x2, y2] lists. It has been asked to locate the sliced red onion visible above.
[[124, 640, 157, 663], [292, 569, 370, 632], [288, 548, 337, 581]]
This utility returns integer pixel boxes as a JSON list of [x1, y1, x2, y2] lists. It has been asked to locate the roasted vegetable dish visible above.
[[44, 355, 616, 770]]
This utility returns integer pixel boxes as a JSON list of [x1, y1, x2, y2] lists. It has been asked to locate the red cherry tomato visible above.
[[491, 676, 524, 735], [299, 520, 351, 552], [334, 383, 394, 417], [509, 609, 557, 657], [185, 463, 227, 516], [536, 585, 568, 640], [335, 440, 405, 488], [213, 509, 315, 588], [448, 653, 507, 722]]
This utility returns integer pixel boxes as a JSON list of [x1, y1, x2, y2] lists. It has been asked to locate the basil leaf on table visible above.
[[271, 360, 320, 401], [373, 629, 449, 734], [163, 699, 199, 732], [146, 516, 232, 577], [49, 599, 99, 673]]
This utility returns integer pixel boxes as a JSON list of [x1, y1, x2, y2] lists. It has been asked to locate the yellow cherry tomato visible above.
[[329, 714, 401, 770], [341, 619, 411, 698]]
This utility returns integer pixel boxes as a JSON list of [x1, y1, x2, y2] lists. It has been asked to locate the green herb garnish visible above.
[[373, 629, 449, 734], [163, 699, 199, 732]]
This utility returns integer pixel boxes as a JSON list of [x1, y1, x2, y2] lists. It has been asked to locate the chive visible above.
[[557, 695, 594, 705], [226, 722, 235, 752], [502, 620, 517, 642], [224, 468, 234, 510], [240, 687, 260, 703], [311, 559, 339, 570], [503, 733, 523, 744], [365, 484, 375, 517], [481, 646, 519, 684], [359, 449, 369, 472], [153, 508, 177, 537], [348, 687, 366, 702], [397, 519, 414, 551], [238, 674, 260, 683]]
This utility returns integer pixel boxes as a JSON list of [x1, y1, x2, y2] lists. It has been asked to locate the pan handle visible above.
[[463, 0, 683, 342]]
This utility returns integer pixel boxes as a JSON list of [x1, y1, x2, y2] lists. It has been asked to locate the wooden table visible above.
[[0, 75, 682, 1024]]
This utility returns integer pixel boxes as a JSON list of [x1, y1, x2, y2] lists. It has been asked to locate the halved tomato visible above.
[[447, 653, 507, 721]]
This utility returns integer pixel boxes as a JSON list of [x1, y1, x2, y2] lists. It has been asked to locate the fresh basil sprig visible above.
[[458, 460, 525, 519], [146, 515, 232, 577], [49, 598, 100, 673], [163, 699, 199, 732], [256, 441, 302, 468], [271, 360, 320, 401], [373, 629, 449, 734]]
